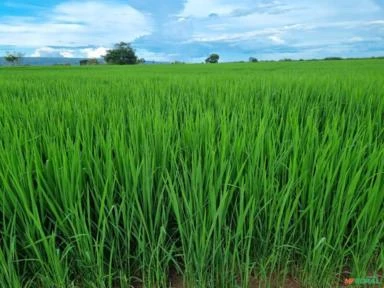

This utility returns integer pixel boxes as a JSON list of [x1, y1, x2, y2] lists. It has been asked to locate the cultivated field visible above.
[[0, 60, 383, 287]]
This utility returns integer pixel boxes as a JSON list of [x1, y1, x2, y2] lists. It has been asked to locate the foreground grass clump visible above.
[[0, 60, 383, 287]]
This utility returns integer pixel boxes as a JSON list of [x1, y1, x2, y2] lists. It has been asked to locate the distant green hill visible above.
[[0, 57, 104, 66]]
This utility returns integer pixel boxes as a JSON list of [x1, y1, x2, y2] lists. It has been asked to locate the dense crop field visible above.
[[0, 60, 383, 287]]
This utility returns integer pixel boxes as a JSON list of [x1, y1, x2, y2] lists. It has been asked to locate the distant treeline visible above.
[[1, 56, 383, 67], [230, 56, 384, 64]]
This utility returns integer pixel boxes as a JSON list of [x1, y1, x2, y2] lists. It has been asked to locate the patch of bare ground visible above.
[[169, 273, 184, 288]]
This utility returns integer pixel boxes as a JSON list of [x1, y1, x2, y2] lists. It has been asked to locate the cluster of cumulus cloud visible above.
[[0, 0, 383, 61]]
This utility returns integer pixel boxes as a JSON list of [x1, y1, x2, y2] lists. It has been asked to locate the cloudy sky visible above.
[[0, 0, 383, 62]]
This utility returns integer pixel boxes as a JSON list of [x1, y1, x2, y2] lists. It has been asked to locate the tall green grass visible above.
[[0, 60, 383, 287]]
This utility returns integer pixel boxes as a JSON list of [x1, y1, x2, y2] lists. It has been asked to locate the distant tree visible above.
[[249, 57, 258, 63], [137, 58, 146, 64], [205, 53, 220, 64], [4, 52, 23, 65], [104, 42, 138, 65], [80, 58, 99, 65], [323, 57, 343, 61]]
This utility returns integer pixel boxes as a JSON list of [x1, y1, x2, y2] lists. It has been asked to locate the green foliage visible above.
[[0, 60, 383, 287], [324, 57, 344, 60], [137, 58, 146, 64], [103, 42, 138, 65], [249, 57, 258, 62], [79, 58, 99, 65], [205, 53, 220, 63], [171, 61, 185, 64], [4, 52, 23, 65]]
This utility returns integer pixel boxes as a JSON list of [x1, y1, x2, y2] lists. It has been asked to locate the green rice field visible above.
[[0, 60, 383, 287]]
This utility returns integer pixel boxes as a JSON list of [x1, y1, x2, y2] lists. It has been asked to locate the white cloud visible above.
[[347, 36, 364, 43], [178, 0, 296, 19], [29, 46, 109, 58], [0, 1, 152, 48], [30, 46, 75, 58], [2, 0, 384, 60], [178, 0, 239, 18], [28, 46, 176, 60], [366, 20, 384, 25], [187, 29, 275, 43], [136, 49, 177, 62], [172, 0, 384, 59], [81, 47, 108, 58], [31, 47, 62, 57], [60, 50, 75, 58], [268, 35, 285, 44]]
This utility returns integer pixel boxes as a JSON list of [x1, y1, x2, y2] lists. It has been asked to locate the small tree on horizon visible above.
[[205, 53, 220, 63], [4, 52, 24, 66], [103, 42, 138, 65]]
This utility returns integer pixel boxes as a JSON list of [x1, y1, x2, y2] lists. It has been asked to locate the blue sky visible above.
[[0, 0, 383, 62]]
